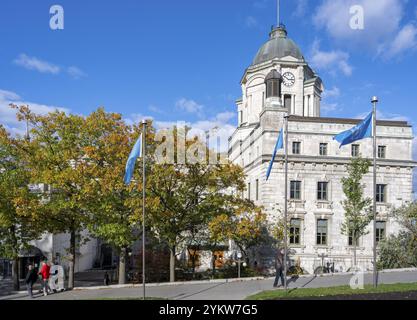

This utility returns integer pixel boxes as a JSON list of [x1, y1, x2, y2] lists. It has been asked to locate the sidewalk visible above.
[[2, 268, 417, 300]]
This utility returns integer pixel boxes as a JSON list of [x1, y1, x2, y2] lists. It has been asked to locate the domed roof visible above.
[[253, 26, 304, 65]]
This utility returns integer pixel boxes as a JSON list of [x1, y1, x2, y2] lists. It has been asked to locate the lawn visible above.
[[246, 282, 417, 300]]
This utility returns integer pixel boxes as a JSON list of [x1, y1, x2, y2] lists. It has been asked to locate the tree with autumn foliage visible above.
[[11, 104, 93, 289], [80, 109, 155, 284], [208, 205, 268, 269], [145, 126, 256, 282], [0, 125, 43, 291]]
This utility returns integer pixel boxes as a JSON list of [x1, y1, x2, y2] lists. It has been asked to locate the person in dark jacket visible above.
[[104, 272, 110, 286], [273, 248, 285, 288], [25, 264, 38, 298]]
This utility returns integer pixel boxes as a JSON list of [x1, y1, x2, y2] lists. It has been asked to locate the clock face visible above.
[[282, 72, 295, 87]]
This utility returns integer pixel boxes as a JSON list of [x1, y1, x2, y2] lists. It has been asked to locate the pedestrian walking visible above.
[[273, 248, 285, 288], [38, 260, 51, 296], [104, 272, 110, 286], [25, 264, 38, 298]]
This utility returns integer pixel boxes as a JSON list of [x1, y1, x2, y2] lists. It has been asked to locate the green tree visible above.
[[11, 104, 92, 289], [146, 128, 250, 282], [378, 201, 417, 269], [0, 125, 42, 290], [340, 157, 373, 270], [81, 109, 155, 284]]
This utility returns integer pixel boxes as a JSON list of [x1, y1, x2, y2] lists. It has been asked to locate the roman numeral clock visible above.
[[282, 72, 295, 87]]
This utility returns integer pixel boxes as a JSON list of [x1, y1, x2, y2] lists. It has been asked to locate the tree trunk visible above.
[[68, 230, 76, 289], [169, 246, 175, 283], [119, 247, 127, 284], [211, 253, 216, 279], [188, 248, 196, 279], [12, 257, 20, 291], [353, 231, 357, 271]]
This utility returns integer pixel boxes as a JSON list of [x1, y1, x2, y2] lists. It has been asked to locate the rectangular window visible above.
[[378, 146, 386, 159], [376, 184, 387, 203], [317, 182, 328, 201], [292, 142, 301, 155], [239, 111, 243, 125], [248, 183, 251, 200], [348, 229, 360, 246], [255, 179, 259, 201], [290, 219, 301, 245], [352, 144, 360, 157], [317, 219, 328, 245], [284, 95, 292, 111], [290, 181, 301, 200], [376, 221, 386, 243], [319, 143, 328, 156]]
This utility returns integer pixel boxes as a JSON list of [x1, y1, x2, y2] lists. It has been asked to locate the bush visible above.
[[378, 232, 417, 270]]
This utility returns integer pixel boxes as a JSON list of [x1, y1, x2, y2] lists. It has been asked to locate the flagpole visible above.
[[372, 96, 378, 288], [284, 113, 289, 291], [142, 119, 147, 300]]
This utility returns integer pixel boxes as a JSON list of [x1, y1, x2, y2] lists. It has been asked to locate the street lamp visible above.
[[237, 253, 242, 279]]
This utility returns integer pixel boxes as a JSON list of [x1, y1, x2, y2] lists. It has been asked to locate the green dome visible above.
[[253, 26, 304, 65]]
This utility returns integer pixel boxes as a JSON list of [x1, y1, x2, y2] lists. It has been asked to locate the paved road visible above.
[[2, 270, 417, 300]]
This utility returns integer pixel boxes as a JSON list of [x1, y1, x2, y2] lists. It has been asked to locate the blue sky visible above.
[[0, 0, 416, 194]]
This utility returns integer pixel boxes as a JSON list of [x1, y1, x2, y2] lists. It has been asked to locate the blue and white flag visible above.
[[124, 133, 142, 185], [266, 128, 284, 181], [334, 112, 373, 148]]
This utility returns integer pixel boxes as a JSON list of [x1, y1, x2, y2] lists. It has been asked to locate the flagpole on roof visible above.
[[142, 119, 147, 300], [371, 96, 378, 288]]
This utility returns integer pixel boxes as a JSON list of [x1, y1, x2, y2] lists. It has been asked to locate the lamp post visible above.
[[237, 253, 242, 279]]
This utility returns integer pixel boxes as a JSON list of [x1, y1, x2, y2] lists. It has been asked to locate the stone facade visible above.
[[229, 26, 416, 274]]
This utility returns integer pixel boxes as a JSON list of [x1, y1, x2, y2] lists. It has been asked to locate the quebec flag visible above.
[[334, 112, 373, 148], [124, 133, 142, 185], [266, 128, 284, 181]]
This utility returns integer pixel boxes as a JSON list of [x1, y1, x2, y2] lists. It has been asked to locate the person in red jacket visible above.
[[38, 260, 51, 296]]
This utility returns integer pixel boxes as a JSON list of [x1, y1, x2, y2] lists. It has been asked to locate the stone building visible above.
[[228, 24, 416, 274]]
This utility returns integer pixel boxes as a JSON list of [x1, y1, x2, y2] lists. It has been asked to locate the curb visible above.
[[72, 267, 417, 291], [73, 276, 266, 291]]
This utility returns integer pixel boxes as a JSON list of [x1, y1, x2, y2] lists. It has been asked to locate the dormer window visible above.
[[265, 70, 282, 99]]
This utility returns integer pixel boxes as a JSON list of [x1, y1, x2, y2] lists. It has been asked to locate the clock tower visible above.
[[236, 24, 324, 128]]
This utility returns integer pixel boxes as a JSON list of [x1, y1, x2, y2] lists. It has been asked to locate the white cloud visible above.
[[309, 40, 353, 76], [13, 54, 87, 79], [313, 0, 404, 48], [67, 66, 88, 79], [0, 89, 69, 136], [215, 111, 235, 123], [14, 54, 60, 74], [322, 86, 340, 99], [381, 23, 417, 59], [148, 105, 165, 115], [153, 109, 236, 153], [245, 16, 259, 28], [124, 113, 154, 127], [175, 98, 204, 117], [293, 0, 308, 18], [355, 110, 409, 121], [321, 103, 339, 115], [314, 0, 417, 59]]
